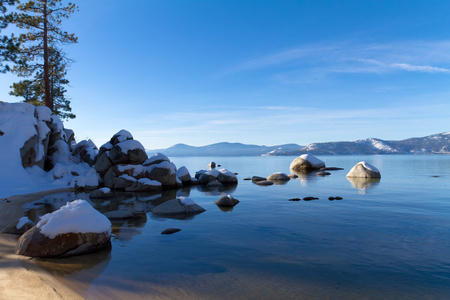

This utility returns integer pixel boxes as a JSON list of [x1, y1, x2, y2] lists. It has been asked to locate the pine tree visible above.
[[1, 0, 77, 117]]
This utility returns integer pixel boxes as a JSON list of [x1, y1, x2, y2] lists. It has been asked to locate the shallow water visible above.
[[25, 155, 450, 299]]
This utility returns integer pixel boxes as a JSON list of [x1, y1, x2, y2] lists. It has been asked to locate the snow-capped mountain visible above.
[[146, 132, 450, 157], [147, 142, 303, 157], [278, 132, 450, 156]]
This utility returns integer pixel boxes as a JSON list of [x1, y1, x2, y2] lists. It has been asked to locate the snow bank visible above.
[[37, 200, 111, 239]]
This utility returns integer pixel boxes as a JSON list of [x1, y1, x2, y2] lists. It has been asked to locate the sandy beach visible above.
[[0, 189, 83, 299]]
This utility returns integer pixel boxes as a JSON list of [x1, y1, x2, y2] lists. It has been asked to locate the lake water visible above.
[[23, 155, 450, 299]]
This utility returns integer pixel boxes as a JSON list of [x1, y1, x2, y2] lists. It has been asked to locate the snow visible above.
[[137, 178, 161, 186], [119, 174, 137, 182], [16, 216, 31, 229], [178, 196, 195, 206], [37, 200, 111, 239], [35, 106, 52, 122], [146, 161, 177, 174], [300, 154, 325, 168], [117, 139, 145, 153], [360, 161, 380, 173], [113, 129, 133, 143], [99, 187, 111, 193], [144, 153, 170, 165], [117, 164, 145, 176], [218, 169, 237, 178]]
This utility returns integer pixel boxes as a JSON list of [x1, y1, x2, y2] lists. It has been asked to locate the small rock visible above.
[[320, 167, 344, 171], [207, 180, 223, 188], [267, 172, 291, 181], [288, 174, 298, 179], [243, 177, 251, 180], [161, 228, 181, 235], [251, 176, 266, 182], [335, 196, 343, 200], [256, 180, 273, 186], [289, 198, 301, 201], [316, 171, 331, 176], [215, 195, 239, 207], [303, 197, 319, 201], [208, 162, 216, 169], [328, 197, 335, 201]]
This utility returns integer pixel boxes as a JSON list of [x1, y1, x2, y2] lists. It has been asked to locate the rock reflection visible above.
[[195, 184, 237, 196], [24, 247, 111, 296], [347, 177, 381, 192]]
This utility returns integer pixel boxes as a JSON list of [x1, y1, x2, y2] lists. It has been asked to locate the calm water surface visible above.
[[24, 155, 450, 299]]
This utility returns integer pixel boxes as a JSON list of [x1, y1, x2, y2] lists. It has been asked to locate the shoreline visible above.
[[0, 188, 82, 299]]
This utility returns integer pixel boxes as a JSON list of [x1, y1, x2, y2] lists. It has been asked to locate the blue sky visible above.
[[1, 0, 450, 149]]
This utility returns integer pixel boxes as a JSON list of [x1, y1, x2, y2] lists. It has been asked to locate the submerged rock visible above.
[[161, 228, 181, 235], [256, 180, 273, 186], [267, 172, 291, 182]]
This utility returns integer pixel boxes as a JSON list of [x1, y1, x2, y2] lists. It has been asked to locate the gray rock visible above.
[[267, 172, 291, 181], [316, 171, 331, 176], [207, 180, 223, 188], [256, 180, 273, 186], [217, 169, 238, 185], [72, 139, 98, 167], [215, 195, 239, 207], [2, 217, 36, 235], [16, 226, 111, 258], [103, 165, 145, 189], [94, 151, 113, 176], [176, 166, 191, 183], [152, 197, 206, 216], [198, 169, 220, 185], [251, 176, 266, 182]]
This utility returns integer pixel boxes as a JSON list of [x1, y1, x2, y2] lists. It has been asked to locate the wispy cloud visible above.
[[223, 40, 450, 77]]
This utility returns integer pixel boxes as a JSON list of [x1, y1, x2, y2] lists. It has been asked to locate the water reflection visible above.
[[22, 184, 238, 242], [24, 247, 111, 296], [347, 177, 381, 192]]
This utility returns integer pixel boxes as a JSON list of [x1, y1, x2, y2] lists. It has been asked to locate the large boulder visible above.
[[198, 169, 220, 185], [72, 139, 98, 167], [103, 164, 145, 188], [94, 151, 113, 176], [16, 200, 111, 258], [290, 154, 325, 172], [152, 197, 205, 217], [346, 161, 381, 178], [176, 166, 191, 183], [144, 161, 179, 187], [217, 169, 238, 185], [109, 140, 148, 165]]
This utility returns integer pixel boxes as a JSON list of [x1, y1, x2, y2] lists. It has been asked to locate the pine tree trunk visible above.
[[43, 0, 52, 110]]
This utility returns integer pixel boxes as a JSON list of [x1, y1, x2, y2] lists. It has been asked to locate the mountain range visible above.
[[146, 132, 450, 157]]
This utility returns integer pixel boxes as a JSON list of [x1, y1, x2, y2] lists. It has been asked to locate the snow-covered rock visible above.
[[110, 129, 133, 146], [217, 169, 238, 185], [290, 154, 325, 171], [144, 161, 179, 187], [176, 166, 191, 183], [125, 178, 162, 192], [143, 152, 170, 167], [109, 140, 148, 165], [346, 161, 381, 178], [72, 139, 98, 167], [90, 187, 114, 198], [16, 200, 111, 258], [152, 197, 206, 217]]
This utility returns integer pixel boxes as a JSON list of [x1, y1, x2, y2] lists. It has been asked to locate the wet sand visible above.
[[0, 189, 82, 299]]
